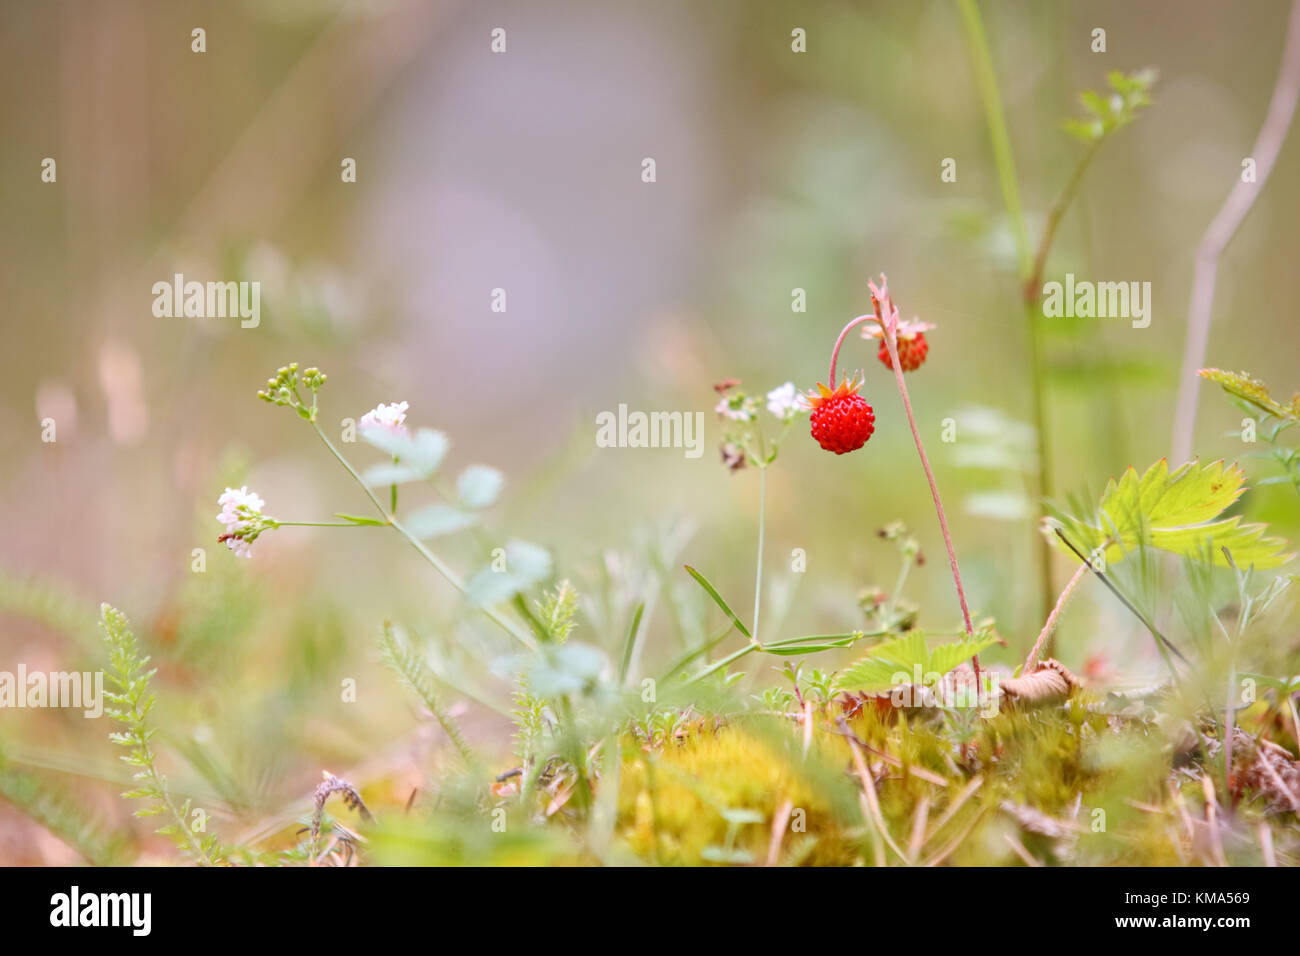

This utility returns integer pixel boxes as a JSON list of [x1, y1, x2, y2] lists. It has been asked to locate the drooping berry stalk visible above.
[[827, 277, 982, 688]]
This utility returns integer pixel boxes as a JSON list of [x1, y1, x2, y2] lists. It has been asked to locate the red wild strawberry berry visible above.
[[878, 332, 928, 372], [805, 375, 875, 454]]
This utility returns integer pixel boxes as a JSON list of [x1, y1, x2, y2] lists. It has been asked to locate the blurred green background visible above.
[[1, 0, 1298, 863]]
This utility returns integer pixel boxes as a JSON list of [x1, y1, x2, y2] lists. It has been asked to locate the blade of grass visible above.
[[683, 565, 752, 640], [618, 602, 645, 686]]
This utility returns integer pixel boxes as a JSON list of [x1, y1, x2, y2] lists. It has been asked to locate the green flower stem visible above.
[[390, 517, 537, 651], [1025, 142, 1101, 299], [309, 420, 536, 652], [660, 624, 734, 681], [311, 420, 388, 515], [683, 643, 759, 686], [884, 551, 915, 627], [752, 465, 767, 646], [955, 0, 1031, 277], [958, 0, 1099, 626], [390, 455, 399, 515], [274, 520, 373, 528], [680, 463, 769, 681]]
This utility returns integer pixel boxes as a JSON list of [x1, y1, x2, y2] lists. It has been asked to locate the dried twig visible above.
[[907, 795, 931, 861], [926, 774, 984, 844], [830, 723, 949, 787], [1000, 800, 1081, 840], [1172, 0, 1300, 462], [1259, 822, 1277, 867], [767, 799, 794, 867], [922, 803, 989, 867], [1167, 779, 1197, 846], [1003, 832, 1042, 867], [1201, 774, 1228, 867], [1024, 562, 1088, 671], [839, 718, 911, 865]]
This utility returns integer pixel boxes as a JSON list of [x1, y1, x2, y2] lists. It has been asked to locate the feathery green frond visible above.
[[377, 623, 477, 767], [0, 744, 131, 864], [100, 604, 226, 866]]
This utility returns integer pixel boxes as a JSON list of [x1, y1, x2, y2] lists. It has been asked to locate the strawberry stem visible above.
[[830, 277, 984, 693], [828, 315, 875, 385]]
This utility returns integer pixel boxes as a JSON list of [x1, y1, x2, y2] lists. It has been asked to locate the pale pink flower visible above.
[[862, 318, 935, 342], [216, 486, 268, 558], [359, 401, 409, 434]]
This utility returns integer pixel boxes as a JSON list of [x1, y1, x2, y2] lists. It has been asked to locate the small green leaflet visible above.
[[360, 427, 449, 485], [520, 641, 607, 698], [1061, 68, 1155, 142], [466, 540, 553, 606], [1049, 458, 1293, 570], [834, 631, 997, 694], [1198, 368, 1300, 422], [334, 513, 387, 527], [761, 632, 869, 656], [402, 504, 477, 539], [457, 465, 505, 509]]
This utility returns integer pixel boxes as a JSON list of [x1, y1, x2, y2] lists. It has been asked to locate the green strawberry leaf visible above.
[[1198, 368, 1300, 422], [834, 632, 997, 694], [1049, 458, 1293, 570]]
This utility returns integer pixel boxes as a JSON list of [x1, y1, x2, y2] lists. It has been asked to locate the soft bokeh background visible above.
[[1, 0, 1298, 862]]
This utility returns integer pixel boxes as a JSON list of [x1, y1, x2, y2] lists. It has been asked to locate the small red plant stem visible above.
[[826, 293, 983, 691], [1023, 560, 1088, 671], [880, 327, 981, 691], [828, 315, 873, 385]]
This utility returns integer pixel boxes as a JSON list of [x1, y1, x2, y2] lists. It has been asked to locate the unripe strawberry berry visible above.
[[805, 376, 875, 454], [878, 332, 928, 372]]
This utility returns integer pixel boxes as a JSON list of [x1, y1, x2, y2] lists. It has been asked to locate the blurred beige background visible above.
[[1, 2, 1298, 859]]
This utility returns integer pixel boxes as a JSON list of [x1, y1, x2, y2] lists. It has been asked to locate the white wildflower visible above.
[[765, 382, 804, 420], [216, 486, 269, 558], [359, 401, 409, 434], [714, 394, 757, 422]]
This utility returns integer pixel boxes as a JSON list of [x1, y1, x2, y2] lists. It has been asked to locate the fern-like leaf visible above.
[[377, 623, 477, 767], [100, 604, 226, 865]]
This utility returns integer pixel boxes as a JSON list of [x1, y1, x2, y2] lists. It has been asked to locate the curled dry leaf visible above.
[[1000, 659, 1080, 708]]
